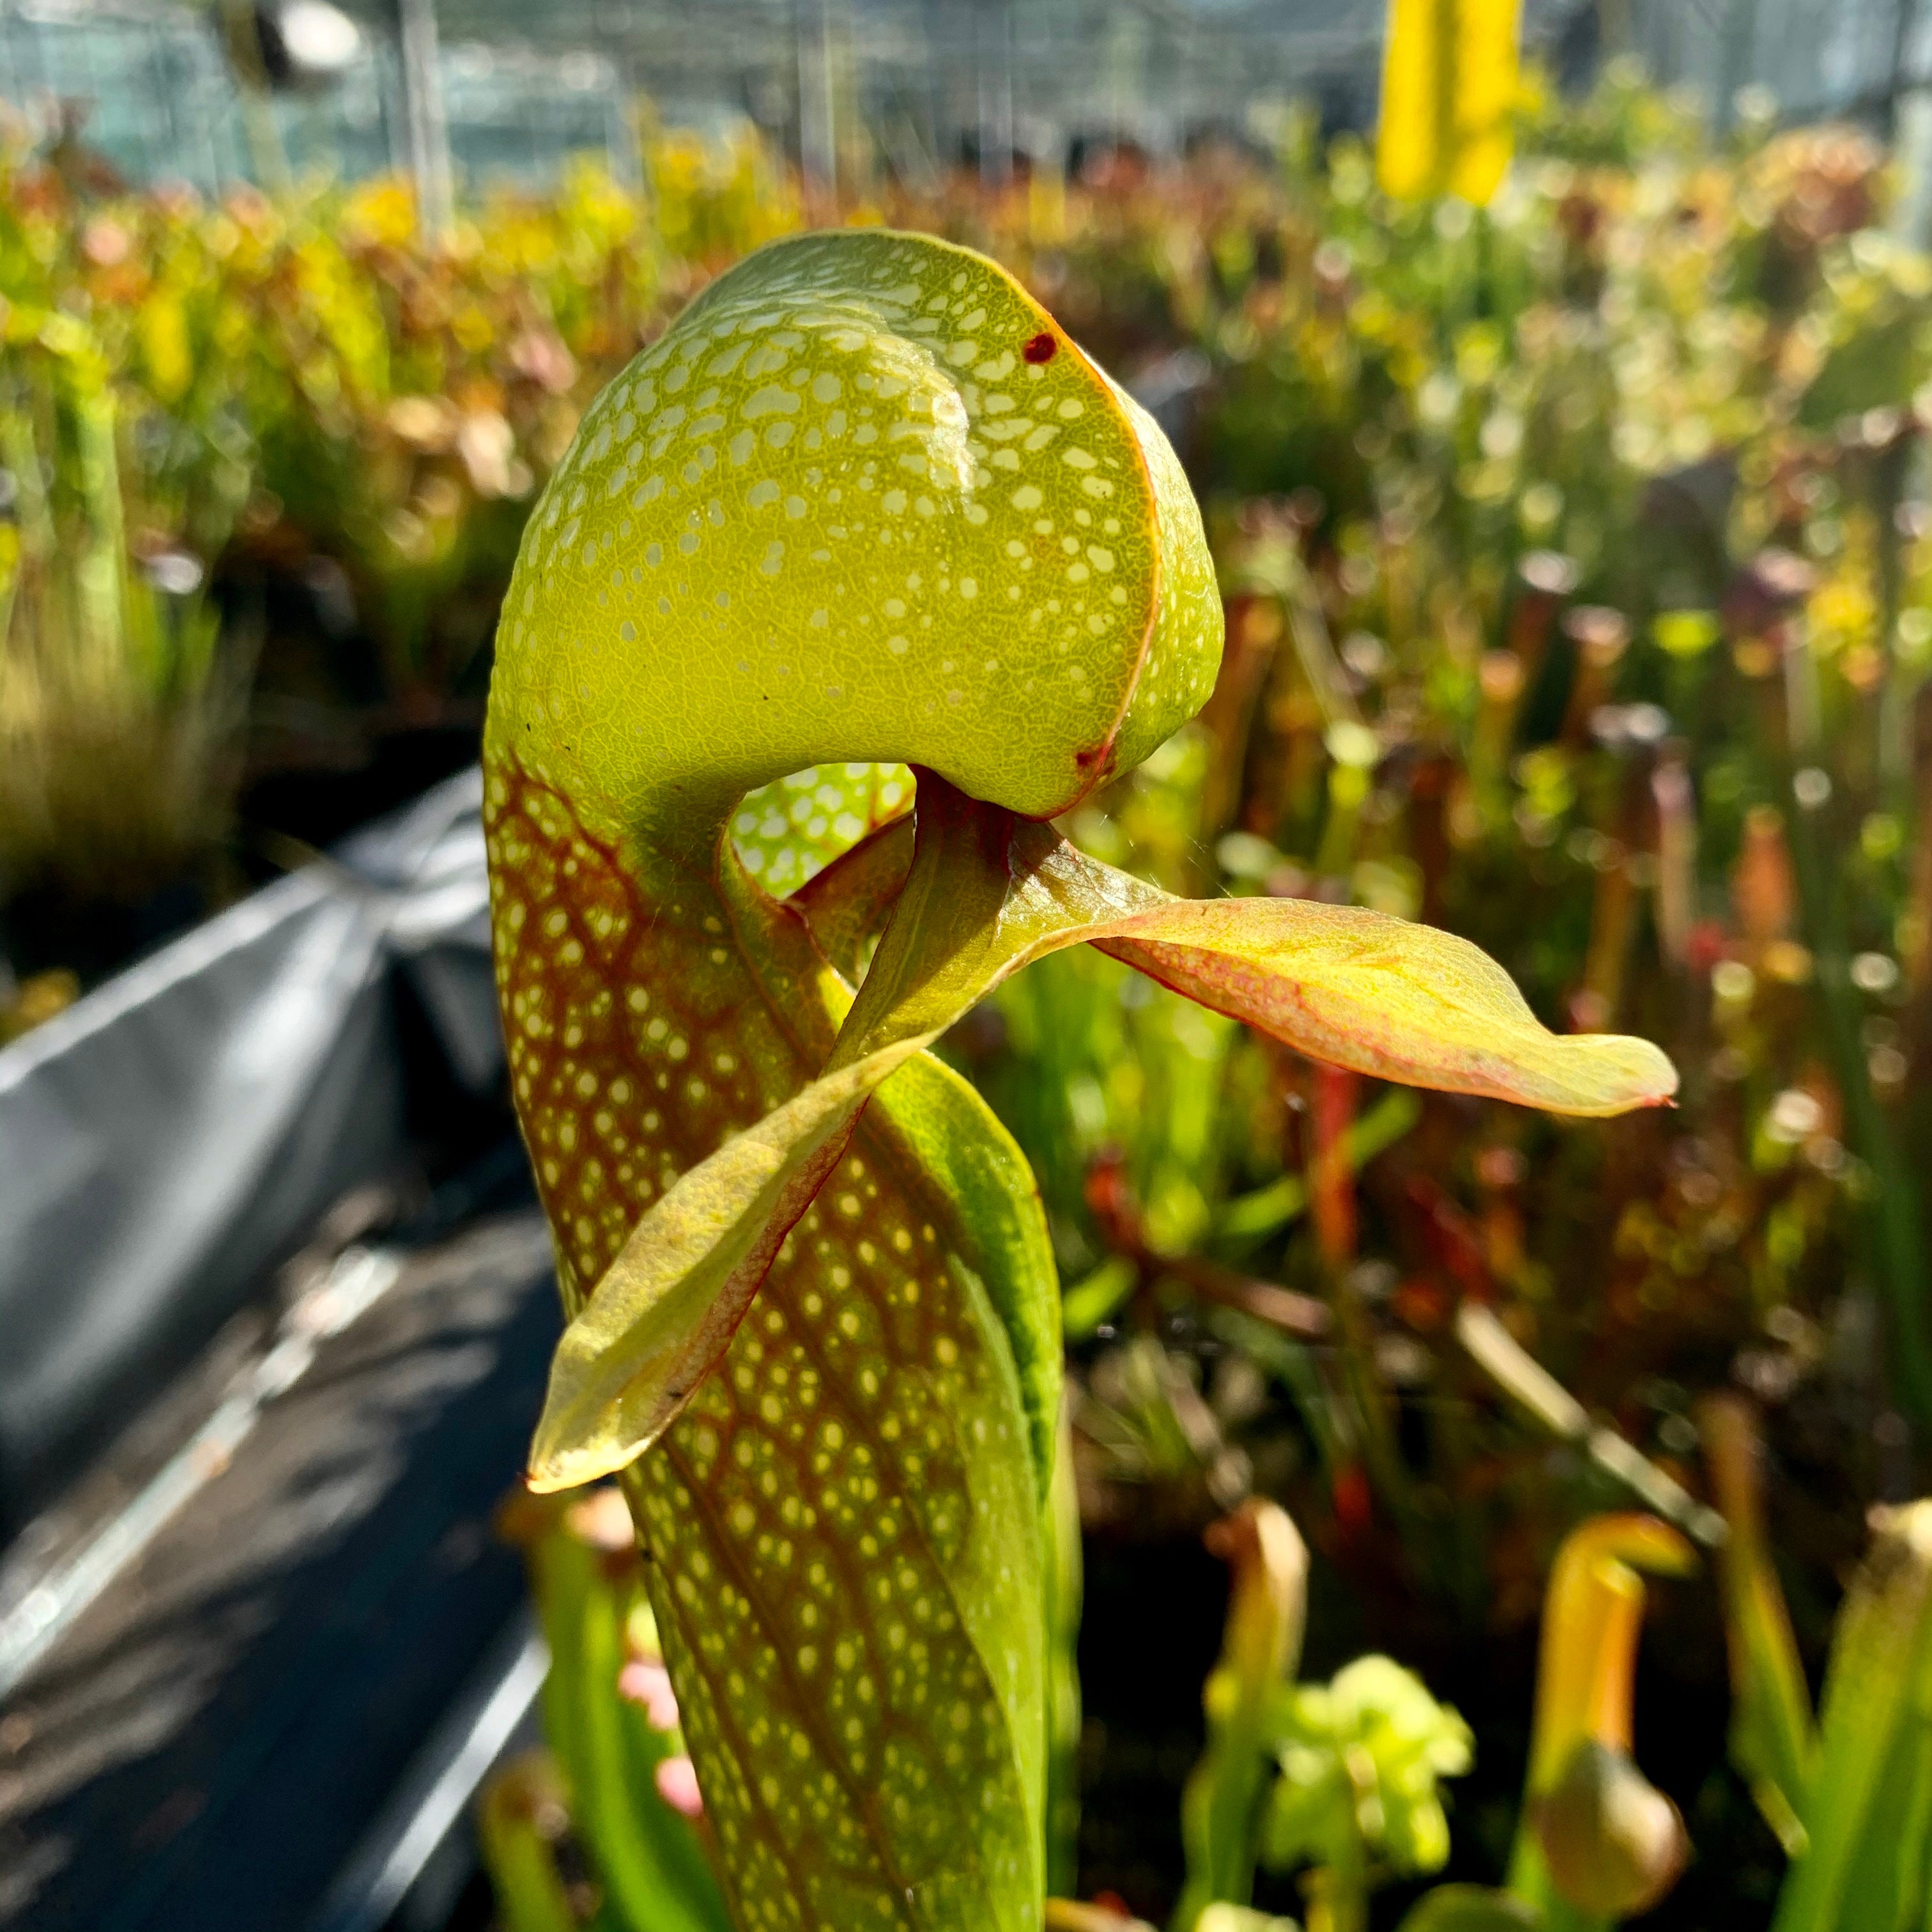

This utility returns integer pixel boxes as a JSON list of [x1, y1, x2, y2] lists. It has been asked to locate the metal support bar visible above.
[[312, 1608, 549, 1932], [395, 0, 454, 238], [0, 1245, 405, 1705], [796, 0, 838, 196], [977, 0, 1013, 185]]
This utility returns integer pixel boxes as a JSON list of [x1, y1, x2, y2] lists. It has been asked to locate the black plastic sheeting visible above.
[[0, 1211, 558, 1932], [0, 770, 505, 1541]]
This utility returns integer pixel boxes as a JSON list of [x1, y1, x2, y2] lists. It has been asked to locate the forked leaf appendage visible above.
[[531, 778, 1675, 1492]]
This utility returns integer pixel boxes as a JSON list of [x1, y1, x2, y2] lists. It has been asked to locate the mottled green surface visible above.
[[487, 227, 1218, 1932], [485, 226, 1675, 1932], [487, 227, 1220, 854]]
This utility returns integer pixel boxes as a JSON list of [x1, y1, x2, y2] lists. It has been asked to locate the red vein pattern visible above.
[[485, 760, 1043, 1931]]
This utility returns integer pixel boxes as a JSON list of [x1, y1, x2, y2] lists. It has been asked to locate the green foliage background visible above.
[[10, 65, 1932, 1928]]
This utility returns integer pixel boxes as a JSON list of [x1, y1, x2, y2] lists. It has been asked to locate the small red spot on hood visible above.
[[1022, 332, 1057, 364]]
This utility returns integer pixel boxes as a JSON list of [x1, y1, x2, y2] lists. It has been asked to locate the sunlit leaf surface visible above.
[[487, 225, 1674, 1932]]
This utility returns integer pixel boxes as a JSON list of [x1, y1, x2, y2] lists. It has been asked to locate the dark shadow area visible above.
[[0, 1212, 556, 1932]]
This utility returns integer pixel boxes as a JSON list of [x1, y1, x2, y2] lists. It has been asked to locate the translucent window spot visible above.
[[743, 383, 802, 420], [747, 479, 780, 509]]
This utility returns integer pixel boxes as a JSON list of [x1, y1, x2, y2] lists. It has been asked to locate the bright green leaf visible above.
[[486, 224, 1677, 1932], [1175, 1500, 1310, 1928], [1770, 1501, 1932, 1932], [532, 776, 1674, 1489], [1701, 1394, 1816, 1857]]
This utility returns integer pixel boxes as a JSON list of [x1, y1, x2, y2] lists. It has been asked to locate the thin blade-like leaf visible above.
[[1174, 1500, 1310, 1927], [839, 776, 1677, 1116], [477, 1753, 583, 1932], [502, 1492, 733, 1932], [1701, 1394, 1816, 1857], [1100, 908, 1672, 1117], [1770, 1501, 1932, 1932], [528, 1039, 926, 1490]]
